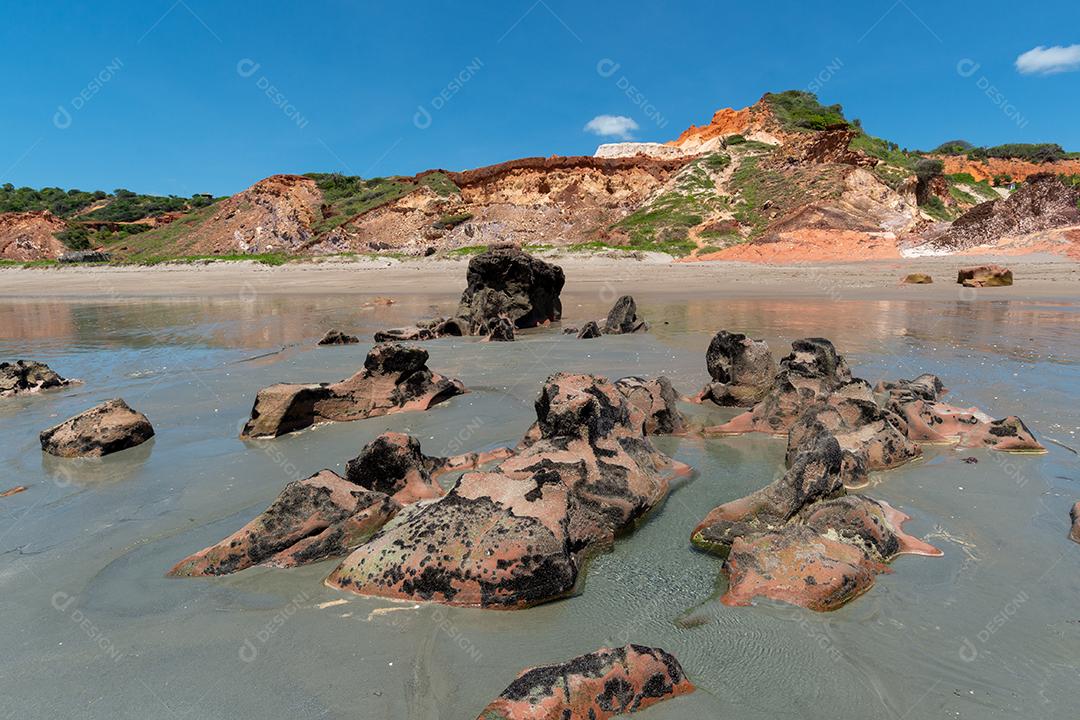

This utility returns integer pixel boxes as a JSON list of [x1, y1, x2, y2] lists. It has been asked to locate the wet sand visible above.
[[2, 253, 1079, 300]]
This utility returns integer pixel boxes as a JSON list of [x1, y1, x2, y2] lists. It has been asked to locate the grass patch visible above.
[[703, 153, 731, 171], [921, 196, 954, 221]]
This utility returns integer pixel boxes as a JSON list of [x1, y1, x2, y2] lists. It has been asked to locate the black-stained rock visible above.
[[476, 645, 695, 719], [603, 295, 647, 334], [1, 360, 75, 397], [576, 320, 602, 339], [698, 330, 777, 407], [455, 245, 564, 333], [317, 329, 359, 345]]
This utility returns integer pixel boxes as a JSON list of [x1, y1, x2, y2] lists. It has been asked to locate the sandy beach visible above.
[[2, 253, 1079, 301]]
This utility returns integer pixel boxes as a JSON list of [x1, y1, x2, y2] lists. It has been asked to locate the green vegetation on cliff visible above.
[[306, 171, 460, 234], [764, 91, 849, 131]]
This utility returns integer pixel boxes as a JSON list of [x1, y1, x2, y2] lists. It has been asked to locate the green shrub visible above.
[[764, 90, 849, 131]]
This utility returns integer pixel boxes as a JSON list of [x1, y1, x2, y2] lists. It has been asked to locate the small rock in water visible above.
[[476, 645, 694, 720], [317, 329, 360, 345], [39, 398, 155, 458]]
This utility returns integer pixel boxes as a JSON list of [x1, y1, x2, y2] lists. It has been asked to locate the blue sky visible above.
[[3, 1, 1078, 196]]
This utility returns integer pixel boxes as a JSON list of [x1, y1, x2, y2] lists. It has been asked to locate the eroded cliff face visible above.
[[940, 156, 1080, 183], [179, 174, 323, 255], [0, 211, 67, 261], [668, 98, 785, 151], [310, 157, 687, 254]]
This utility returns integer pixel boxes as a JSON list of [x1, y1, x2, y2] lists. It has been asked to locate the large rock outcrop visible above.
[[240, 344, 465, 439], [455, 246, 564, 334], [169, 434, 510, 577], [326, 373, 689, 608], [476, 645, 694, 720], [696, 330, 777, 407], [1, 360, 75, 397], [692, 432, 941, 611], [39, 398, 154, 458], [614, 376, 686, 435]]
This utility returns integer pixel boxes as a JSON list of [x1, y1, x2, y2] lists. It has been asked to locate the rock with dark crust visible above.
[[1, 360, 75, 397], [483, 316, 516, 342], [240, 343, 465, 439], [786, 395, 920, 485], [317, 329, 359, 345], [691, 433, 845, 555], [576, 320, 602, 339], [603, 295, 648, 334], [1070, 502, 1080, 544], [476, 644, 694, 720], [326, 373, 689, 608], [698, 330, 777, 407], [343, 431, 511, 505], [325, 470, 591, 608], [455, 245, 564, 334], [167, 470, 400, 576], [40, 398, 154, 458], [615, 376, 686, 435], [708, 338, 867, 435]]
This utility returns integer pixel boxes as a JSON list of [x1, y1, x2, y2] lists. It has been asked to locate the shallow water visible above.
[[1, 290, 1078, 719]]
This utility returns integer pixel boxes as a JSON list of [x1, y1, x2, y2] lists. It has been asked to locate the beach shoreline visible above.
[[1, 252, 1079, 301]]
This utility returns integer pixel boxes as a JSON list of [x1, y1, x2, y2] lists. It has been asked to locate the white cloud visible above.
[[1016, 44, 1080, 75], [584, 115, 639, 140]]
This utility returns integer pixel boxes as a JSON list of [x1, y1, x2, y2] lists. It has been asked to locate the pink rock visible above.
[[477, 645, 694, 720]]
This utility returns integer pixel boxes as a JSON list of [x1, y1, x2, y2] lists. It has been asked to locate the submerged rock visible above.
[[455, 245, 564, 333], [39, 398, 154, 458], [373, 325, 436, 342], [317, 329, 359, 345], [476, 644, 694, 720], [326, 373, 689, 608], [693, 425, 940, 611], [576, 320, 602, 339], [697, 330, 777, 407], [691, 433, 845, 555], [240, 343, 465, 439], [168, 470, 399, 576], [1071, 502, 1080, 545], [1, 360, 75, 397], [603, 295, 648, 334], [957, 265, 1013, 288], [722, 496, 941, 611]]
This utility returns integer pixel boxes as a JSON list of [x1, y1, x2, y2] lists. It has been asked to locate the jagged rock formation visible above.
[[1, 360, 75, 397], [0, 211, 67, 261], [456, 246, 564, 332], [240, 343, 465, 438], [576, 321, 602, 339], [325, 373, 690, 608], [39, 398, 154, 458], [614, 376, 686, 435], [696, 330, 777, 407], [476, 645, 694, 720]]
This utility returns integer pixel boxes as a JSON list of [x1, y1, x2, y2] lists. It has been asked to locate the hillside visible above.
[[4, 90, 1079, 264]]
